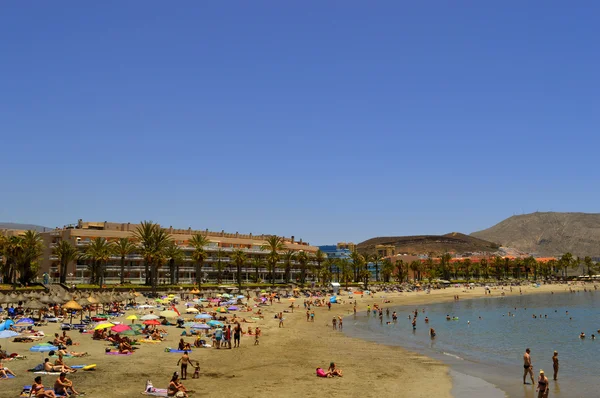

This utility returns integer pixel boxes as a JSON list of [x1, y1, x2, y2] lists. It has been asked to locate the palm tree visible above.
[[2, 236, 23, 287], [134, 221, 172, 295], [18, 231, 44, 285], [113, 237, 136, 285], [212, 249, 226, 284], [493, 256, 504, 280], [395, 259, 406, 282], [134, 221, 159, 286], [164, 242, 184, 285], [409, 260, 421, 282], [350, 251, 364, 282], [560, 253, 574, 279], [462, 259, 472, 282], [471, 261, 481, 280], [440, 253, 452, 280], [372, 254, 383, 282], [362, 253, 372, 289], [296, 251, 310, 284], [189, 234, 210, 288], [53, 240, 79, 285], [480, 258, 489, 280], [252, 256, 263, 283], [261, 236, 285, 287], [84, 237, 113, 286], [584, 256, 595, 277], [231, 249, 247, 289], [338, 258, 353, 289], [524, 256, 537, 280], [381, 259, 394, 282], [315, 249, 325, 273], [282, 250, 295, 283]]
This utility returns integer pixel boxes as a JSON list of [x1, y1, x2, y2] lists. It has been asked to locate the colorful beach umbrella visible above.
[[16, 318, 35, 324], [111, 324, 132, 333], [185, 308, 199, 313], [195, 314, 212, 319], [227, 306, 239, 311], [94, 322, 115, 330], [143, 319, 161, 326], [191, 324, 210, 330], [140, 314, 159, 321], [159, 310, 178, 318]]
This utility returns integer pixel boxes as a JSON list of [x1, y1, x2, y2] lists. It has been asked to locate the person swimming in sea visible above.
[[429, 328, 436, 338]]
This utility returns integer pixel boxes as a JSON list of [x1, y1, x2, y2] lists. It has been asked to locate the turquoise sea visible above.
[[343, 290, 600, 397]]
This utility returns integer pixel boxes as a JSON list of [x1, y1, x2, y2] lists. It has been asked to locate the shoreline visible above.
[[1, 283, 576, 398]]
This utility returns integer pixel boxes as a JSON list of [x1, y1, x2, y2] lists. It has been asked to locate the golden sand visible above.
[[1, 284, 566, 398]]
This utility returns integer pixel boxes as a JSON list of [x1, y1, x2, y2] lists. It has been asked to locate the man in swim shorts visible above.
[[523, 348, 534, 384]]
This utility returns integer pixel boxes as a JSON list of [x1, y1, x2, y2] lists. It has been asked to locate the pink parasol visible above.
[[111, 324, 132, 333]]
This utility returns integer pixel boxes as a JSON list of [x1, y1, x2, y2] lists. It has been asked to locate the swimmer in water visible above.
[[580, 332, 586, 339], [424, 317, 429, 323], [446, 314, 451, 321], [429, 328, 436, 338]]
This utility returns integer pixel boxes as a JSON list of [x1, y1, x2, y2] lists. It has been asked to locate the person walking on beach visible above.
[[332, 317, 337, 330], [523, 348, 535, 385], [552, 351, 559, 380], [338, 316, 343, 331], [536, 369, 549, 398]]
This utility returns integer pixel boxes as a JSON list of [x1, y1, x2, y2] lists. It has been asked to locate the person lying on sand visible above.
[[0, 358, 16, 378], [316, 367, 332, 378]]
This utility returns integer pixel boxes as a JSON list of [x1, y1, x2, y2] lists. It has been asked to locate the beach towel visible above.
[[142, 388, 168, 397], [105, 351, 132, 356], [33, 371, 62, 375], [0, 374, 15, 379], [165, 349, 193, 353]]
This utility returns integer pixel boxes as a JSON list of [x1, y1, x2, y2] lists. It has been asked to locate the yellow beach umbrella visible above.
[[126, 315, 138, 324], [94, 322, 115, 330], [159, 310, 178, 318]]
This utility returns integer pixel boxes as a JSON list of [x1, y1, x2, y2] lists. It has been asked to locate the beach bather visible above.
[[0, 358, 16, 378], [29, 376, 56, 398], [316, 367, 332, 378], [54, 372, 80, 396], [167, 372, 188, 397], [328, 362, 343, 377]]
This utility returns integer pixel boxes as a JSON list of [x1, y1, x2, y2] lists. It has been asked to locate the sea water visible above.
[[343, 290, 600, 398]]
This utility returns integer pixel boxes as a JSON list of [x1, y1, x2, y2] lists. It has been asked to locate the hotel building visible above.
[[39, 220, 318, 285]]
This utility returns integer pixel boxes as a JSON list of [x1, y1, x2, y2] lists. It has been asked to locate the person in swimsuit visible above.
[[167, 372, 188, 397], [29, 376, 56, 398], [0, 358, 16, 378], [233, 323, 242, 348], [328, 362, 343, 377], [552, 351, 559, 380], [523, 348, 534, 384], [177, 351, 190, 380], [536, 369, 549, 398], [54, 372, 79, 396]]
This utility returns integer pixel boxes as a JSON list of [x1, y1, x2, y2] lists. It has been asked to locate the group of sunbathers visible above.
[[29, 373, 80, 397], [316, 362, 343, 378]]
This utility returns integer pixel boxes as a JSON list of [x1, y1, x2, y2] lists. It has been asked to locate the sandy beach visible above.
[[0, 284, 567, 398]]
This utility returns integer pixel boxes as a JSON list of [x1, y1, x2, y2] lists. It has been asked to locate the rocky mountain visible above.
[[357, 232, 499, 255], [471, 212, 600, 257], [0, 222, 51, 232]]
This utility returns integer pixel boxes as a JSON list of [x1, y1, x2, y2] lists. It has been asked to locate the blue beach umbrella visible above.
[[191, 324, 210, 330], [227, 306, 239, 311], [195, 314, 212, 320], [207, 320, 223, 327], [16, 318, 35, 324]]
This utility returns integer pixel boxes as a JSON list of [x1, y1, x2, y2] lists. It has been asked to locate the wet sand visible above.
[[1, 284, 565, 398]]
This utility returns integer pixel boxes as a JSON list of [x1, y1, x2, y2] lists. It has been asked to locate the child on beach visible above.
[[192, 362, 200, 379], [254, 328, 261, 345]]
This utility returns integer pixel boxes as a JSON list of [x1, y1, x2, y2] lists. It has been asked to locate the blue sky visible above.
[[1, 2, 598, 245]]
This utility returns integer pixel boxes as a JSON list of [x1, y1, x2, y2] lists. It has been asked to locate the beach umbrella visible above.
[[207, 320, 223, 327], [185, 308, 199, 313], [0, 330, 19, 352], [183, 322, 196, 328], [120, 328, 142, 336], [191, 324, 210, 330], [111, 324, 131, 333], [288, 297, 296, 301], [138, 304, 154, 309], [24, 299, 46, 310], [140, 314, 159, 321], [195, 314, 212, 320], [126, 315, 138, 324], [63, 300, 83, 325], [30, 343, 57, 352], [94, 322, 115, 330], [143, 319, 161, 326], [16, 318, 34, 324], [159, 310, 178, 318], [227, 306, 239, 311], [237, 295, 245, 299], [216, 307, 227, 313]]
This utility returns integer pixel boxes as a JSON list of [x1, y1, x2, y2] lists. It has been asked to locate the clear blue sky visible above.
[[1, 2, 598, 245]]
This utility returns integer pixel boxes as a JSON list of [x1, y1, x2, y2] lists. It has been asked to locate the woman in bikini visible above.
[[167, 372, 188, 397], [536, 369, 549, 398], [327, 362, 343, 377], [29, 376, 56, 398]]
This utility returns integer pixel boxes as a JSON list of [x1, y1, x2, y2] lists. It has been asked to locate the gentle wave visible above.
[[443, 352, 464, 360]]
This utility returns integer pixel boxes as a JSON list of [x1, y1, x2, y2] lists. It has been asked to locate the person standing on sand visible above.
[[233, 323, 242, 348], [523, 348, 534, 385], [552, 351, 559, 380], [177, 351, 190, 380], [338, 316, 343, 331]]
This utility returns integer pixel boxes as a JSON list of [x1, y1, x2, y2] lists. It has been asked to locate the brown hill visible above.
[[471, 212, 600, 257], [357, 232, 499, 255]]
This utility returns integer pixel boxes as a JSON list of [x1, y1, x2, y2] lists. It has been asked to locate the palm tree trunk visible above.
[[237, 265, 242, 289], [144, 262, 150, 285], [120, 257, 125, 285], [169, 259, 175, 285]]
